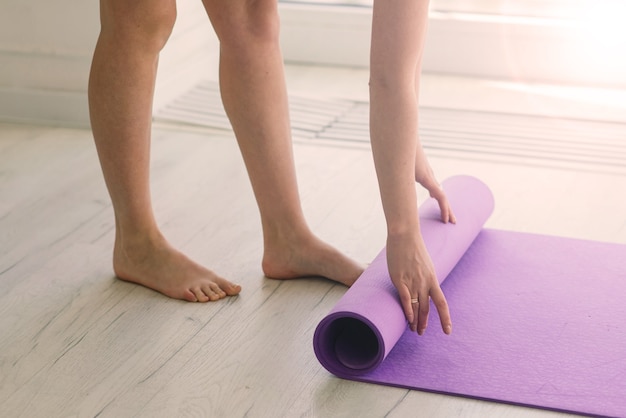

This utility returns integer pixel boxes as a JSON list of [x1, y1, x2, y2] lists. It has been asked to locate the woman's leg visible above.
[[89, 0, 241, 302], [202, 0, 363, 286]]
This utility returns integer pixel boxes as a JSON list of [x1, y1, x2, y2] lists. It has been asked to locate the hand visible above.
[[415, 153, 456, 224], [387, 231, 452, 335], [387, 152, 454, 335]]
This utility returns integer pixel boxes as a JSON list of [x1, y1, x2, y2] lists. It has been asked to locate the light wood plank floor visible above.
[[2, 71, 626, 417]]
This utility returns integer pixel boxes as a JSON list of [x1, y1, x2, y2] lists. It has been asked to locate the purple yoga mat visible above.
[[313, 175, 626, 417]]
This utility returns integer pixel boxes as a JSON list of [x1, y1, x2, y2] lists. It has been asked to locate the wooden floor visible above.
[[2, 69, 626, 417]]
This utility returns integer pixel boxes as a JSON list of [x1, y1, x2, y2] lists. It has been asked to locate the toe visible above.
[[182, 289, 198, 302], [191, 287, 210, 303], [227, 283, 242, 295], [209, 282, 227, 298], [217, 278, 241, 296], [201, 284, 220, 301]]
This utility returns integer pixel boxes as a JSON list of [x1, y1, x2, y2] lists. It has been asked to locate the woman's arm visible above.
[[369, 0, 454, 335]]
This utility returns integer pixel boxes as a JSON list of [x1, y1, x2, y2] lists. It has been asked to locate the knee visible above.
[[99, 0, 177, 52], [209, 0, 280, 48]]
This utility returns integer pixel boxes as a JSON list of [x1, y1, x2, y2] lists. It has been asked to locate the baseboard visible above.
[[0, 48, 218, 129], [0, 87, 90, 128]]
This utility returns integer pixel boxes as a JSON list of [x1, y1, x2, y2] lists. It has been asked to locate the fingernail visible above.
[[445, 324, 452, 334], [418, 328, 425, 335]]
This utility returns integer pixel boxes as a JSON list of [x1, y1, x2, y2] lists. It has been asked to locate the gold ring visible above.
[[411, 298, 419, 304]]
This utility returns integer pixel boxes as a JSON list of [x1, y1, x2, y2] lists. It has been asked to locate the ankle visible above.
[[261, 228, 306, 278], [262, 219, 312, 250], [114, 222, 165, 259]]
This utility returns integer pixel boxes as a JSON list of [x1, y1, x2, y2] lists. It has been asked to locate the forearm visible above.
[[370, 89, 420, 236], [369, 0, 430, 235]]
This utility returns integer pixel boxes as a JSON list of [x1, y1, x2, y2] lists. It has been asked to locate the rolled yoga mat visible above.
[[313, 175, 626, 418]]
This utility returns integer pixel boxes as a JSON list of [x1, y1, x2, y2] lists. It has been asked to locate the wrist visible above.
[[387, 219, 421, 237]]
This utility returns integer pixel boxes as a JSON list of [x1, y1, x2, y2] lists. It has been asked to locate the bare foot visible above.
[[113, 232, 241, 302], [262, 234, 364, 287]]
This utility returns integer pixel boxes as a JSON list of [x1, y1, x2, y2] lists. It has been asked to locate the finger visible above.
[[420, 180, 452, 223], [417, 292, 430, 335], [449, 206, 457, 224], [424, 181, 451, 224], [397, 284, 415, 326], [435, 188, 457, 225], [431, 286, 452, 334], [439, 199, 451, 224], [432, 190, 453, 224], [410, 295, 419, 333]]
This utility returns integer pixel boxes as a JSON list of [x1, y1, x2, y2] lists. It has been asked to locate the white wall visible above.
[[0, 0, 219, 128], [5, 1, 623, 127], [279, 4, 626, 89]]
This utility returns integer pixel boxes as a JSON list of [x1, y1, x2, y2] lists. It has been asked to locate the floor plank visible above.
[[1, 82, 625, 418]]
